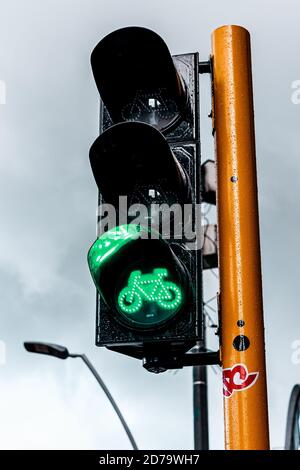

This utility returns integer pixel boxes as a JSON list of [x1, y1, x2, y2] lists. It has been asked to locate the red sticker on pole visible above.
[[223, 364, 259, 398]]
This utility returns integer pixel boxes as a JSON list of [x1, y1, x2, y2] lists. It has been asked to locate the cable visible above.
[[203, 295, 217, 305], [204, 303, 217, 315]]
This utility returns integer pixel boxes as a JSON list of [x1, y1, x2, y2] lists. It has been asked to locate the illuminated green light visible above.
[[88, 225, 146, 282], [87, 226, 186, 329], [118, 268, 183, 315]]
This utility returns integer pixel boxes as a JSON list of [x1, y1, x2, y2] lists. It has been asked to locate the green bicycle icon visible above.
[[118, 268, 183, 315]]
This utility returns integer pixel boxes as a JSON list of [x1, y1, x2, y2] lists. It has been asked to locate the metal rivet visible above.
[[237, 319, 245, 327], [231, 176, 238, 183]]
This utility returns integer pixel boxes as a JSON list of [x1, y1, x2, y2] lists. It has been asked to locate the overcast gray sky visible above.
[[0, 0, 300, 450]]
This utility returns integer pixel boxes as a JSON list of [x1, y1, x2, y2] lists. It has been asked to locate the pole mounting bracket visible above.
[[199, 60, 211, 74], [143, 349, 220, 374]]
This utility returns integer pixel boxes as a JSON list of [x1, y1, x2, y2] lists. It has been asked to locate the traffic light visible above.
[[89, 121, 190, 210], [90, 26, 189, 133], [88, 27, 202, 371], [88, 225, 190, 331]]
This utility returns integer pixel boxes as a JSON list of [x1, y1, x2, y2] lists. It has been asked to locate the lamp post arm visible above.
[[69, 353, 138, 450]]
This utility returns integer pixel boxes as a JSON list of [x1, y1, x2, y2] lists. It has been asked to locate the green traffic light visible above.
[[88, 224, 142, 281], [87, 225, 188, 330]]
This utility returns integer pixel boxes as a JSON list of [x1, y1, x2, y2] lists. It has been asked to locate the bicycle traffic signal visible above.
[[88, 224, 190, 331], [88, 27, 202, 371]]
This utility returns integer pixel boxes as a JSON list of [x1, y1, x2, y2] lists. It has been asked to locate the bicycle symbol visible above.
[[118, 268, 183, 314]]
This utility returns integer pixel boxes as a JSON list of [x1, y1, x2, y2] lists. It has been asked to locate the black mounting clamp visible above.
[[199, 60, 211, 74], [143, 349, 220, 374]]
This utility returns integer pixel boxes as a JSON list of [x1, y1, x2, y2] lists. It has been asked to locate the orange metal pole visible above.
[[211, 25, 270, 450]]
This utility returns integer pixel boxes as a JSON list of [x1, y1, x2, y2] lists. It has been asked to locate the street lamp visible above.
[[23, 341, 138, 450]]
